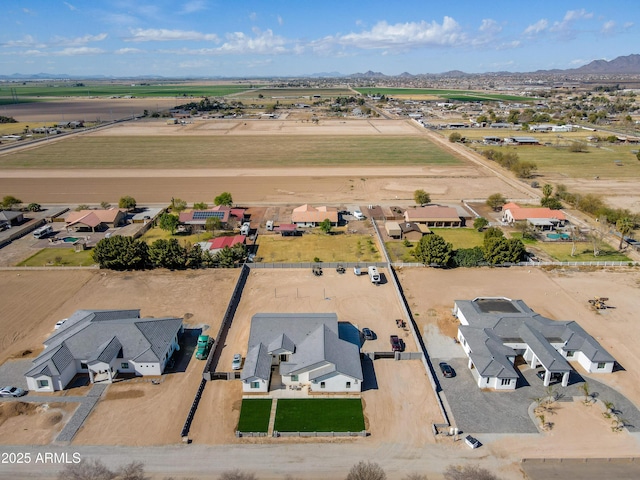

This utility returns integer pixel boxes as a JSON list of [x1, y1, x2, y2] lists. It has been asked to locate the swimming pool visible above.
[[62, 237, 79, 243], [546, 233, 570, 240]]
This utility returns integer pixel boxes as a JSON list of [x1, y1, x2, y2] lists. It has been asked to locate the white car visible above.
[[232, 354, 242, 370], [0, 386, 26, 397], [54, 318, 67, 330], [353, 210, 365, 220]]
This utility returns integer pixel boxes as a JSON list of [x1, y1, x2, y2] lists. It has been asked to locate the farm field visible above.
[[236, 87, 354, 100], [255, 232, 382, 263], [354, 87, 536, 102], [0, 133, 460, 169]]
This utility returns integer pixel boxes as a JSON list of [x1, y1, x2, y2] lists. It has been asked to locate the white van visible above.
[[368, 266, 380, 284], [353, 210, 365, 220], [33, 225, 53, 239]]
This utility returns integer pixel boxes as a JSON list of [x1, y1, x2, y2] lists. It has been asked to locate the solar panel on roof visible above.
[[192, 211, 225, 219]]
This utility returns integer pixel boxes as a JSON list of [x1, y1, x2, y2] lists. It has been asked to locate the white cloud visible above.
[[479, 19, 501, 35], [277, 15, 284, 26], [115, 47, 144, 55], [332, 17, 466, 50], [125, 28, 219, 42], [623, 21, 634, 29], [51, 33, 108, 46], [53, 47, 106, 56], [563, 9, 593, 22], [217, 28, 287, 54], [63, 2, 77, 11], [249, 12, 257, 21], [601, 20, 616, 34], [549, 9, 593, 36], [524, 19, 548, 36], [181, 0, 207, 14]]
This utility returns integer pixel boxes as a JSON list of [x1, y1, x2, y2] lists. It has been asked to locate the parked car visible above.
[[353, 210, 365, 220], [439, 362, 454, 378], [0, 386, 26, 398], [390, 335, 404, 352], [465, 435, 480, 449], [54, 318, 67, 330], [536, 370, 563, 383], [232, 353, 242, 370], [362, 328, 374, 340]]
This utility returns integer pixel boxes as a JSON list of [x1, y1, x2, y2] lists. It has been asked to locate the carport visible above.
[[519, 326, 570, 387]]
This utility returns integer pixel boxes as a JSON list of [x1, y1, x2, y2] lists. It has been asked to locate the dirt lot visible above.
[[188, 268, 440, 446], [0, 401, 77, 445], [0, 269, 238, 446], [398, 266, 640, 458]]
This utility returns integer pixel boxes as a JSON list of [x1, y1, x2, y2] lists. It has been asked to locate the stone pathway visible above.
[[267, 398, 278, 436], [55, 383, 107, 443]]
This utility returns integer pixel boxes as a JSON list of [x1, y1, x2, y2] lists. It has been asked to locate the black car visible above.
[[536, 370, 563, 383], [439, 362, 454, 378]]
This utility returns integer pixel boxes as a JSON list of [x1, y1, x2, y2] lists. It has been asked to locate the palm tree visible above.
[[581, 381, 591, 405], [615, 217, 633, 250]]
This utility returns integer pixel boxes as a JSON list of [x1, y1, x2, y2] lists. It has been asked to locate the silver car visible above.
[[232, 354, 242, 370], [0, 386, 26, 397]]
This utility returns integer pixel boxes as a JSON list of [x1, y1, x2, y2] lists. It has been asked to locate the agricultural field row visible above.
[[0, 135, 461, 169], [353, 87, 536, 102]]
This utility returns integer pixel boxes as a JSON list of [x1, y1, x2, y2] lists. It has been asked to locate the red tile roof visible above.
[[206, 235, 246, 250]]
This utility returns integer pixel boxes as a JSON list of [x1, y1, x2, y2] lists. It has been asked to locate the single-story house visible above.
[[453, 297, 615, 390], [502, 203, 566, 230], [25, 309, 183, 392], [399, 222, 430, 241], [178, 206, 245, 231], [65, 208, 126, 232], [506, 136, 539, 145], [0, 210, 24, 228], [385, 221, 402, 238], [199, 235, 246, 254], [403, 206, 461, 227], [529, 124, 554, 132], [483, 136, 503, 145], [241, 313, 363, 394], [291, 204, 338, 227]]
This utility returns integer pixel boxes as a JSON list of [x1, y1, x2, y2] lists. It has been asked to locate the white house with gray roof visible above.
[[25, 309, 183, 392], [453, 297, 615, 390], [241, 313, 363, 394]]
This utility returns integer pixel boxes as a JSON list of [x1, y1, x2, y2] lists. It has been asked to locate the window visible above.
[[121, 362, 129, 369], [37, 379, 49, 388], [486, 377, 489, 384], [501, 379, 510, 386], [291, 375, 298, 382], [346, 382, 351, 388], [597, 362, 606, 369], [251, 381, 260, 389], [280, 354, 288, 362], [320, 382, 326, 389], [566, 350, 574, 357], [80, 362, 88, 370]]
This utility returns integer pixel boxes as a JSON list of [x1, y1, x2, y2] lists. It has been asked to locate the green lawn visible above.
[[237, 399, 273, 433], [385, 241, 416, 263], [532, 241, 631, 262], [17, 248, 95, 267], [430, 228, 485, 249], [140, 226, 212, 245], [256, 231, 381, 263], [274, 399, 365, 432]]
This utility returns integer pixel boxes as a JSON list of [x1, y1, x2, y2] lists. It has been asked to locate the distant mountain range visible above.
[[2, 54, 640, 80]]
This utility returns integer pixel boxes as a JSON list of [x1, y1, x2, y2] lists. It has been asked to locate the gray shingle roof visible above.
[[241, 343, 272, 381], [26, 310, 182, 380]]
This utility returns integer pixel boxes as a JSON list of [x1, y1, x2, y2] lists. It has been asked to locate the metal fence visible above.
[[275, 430, 367, 438], [247, 261, 388, 269]]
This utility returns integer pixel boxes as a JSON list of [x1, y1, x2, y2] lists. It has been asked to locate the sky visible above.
[[0, 0, 638, 77]]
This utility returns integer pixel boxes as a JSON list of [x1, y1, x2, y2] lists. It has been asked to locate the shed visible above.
[[385, 222, 401, 238], [275, 224, 299, 236]]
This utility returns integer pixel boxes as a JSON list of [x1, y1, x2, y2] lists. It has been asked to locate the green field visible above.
[[236, 87, 354, 100], [530, 241, 631, 262], [274, 399, 365, 432], [0, 84, 259, 102], [256, 231, 381, 263], [354, 88, 536, 103], [0, 135, 461, 169], [430, 228, 484, 248], [236, 399, 273, 433], [16, 248, 95, 267]]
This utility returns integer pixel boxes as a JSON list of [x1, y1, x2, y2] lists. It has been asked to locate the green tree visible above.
[[448, 132, 462, 143], [484, 237, 525, 265], [319, 218, 332, 234], [158, 213, 180, 234], [636, 151, 640, 162], [148, 239, 187, 269], [186, 244, 204, 269], [615, 217, 633, 250], [486, 193, 506, 211], [26, 203, 41, 212], [205, 216, 222, 234], [413, 234, 453, 267], [92, 236, 148, 270], [170, 197, 187, 212], [76, 204, 91, 211], [483, 226, 504, 248], [413, 189, 431, 206], [118, 195, 137, 210], [507, 110, 520, 124], [473, 217, 489, 231], [193, 202, 208, 210], [541, 197, 563, 209], [542, 184, 553, 199], [451, 246, 485, 267], [214, 192, 233, 206], [1, 195, 22, 209], [100, 201, 111, 209], [215, 244, 245, 267], [512, 160, 538, 178]]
